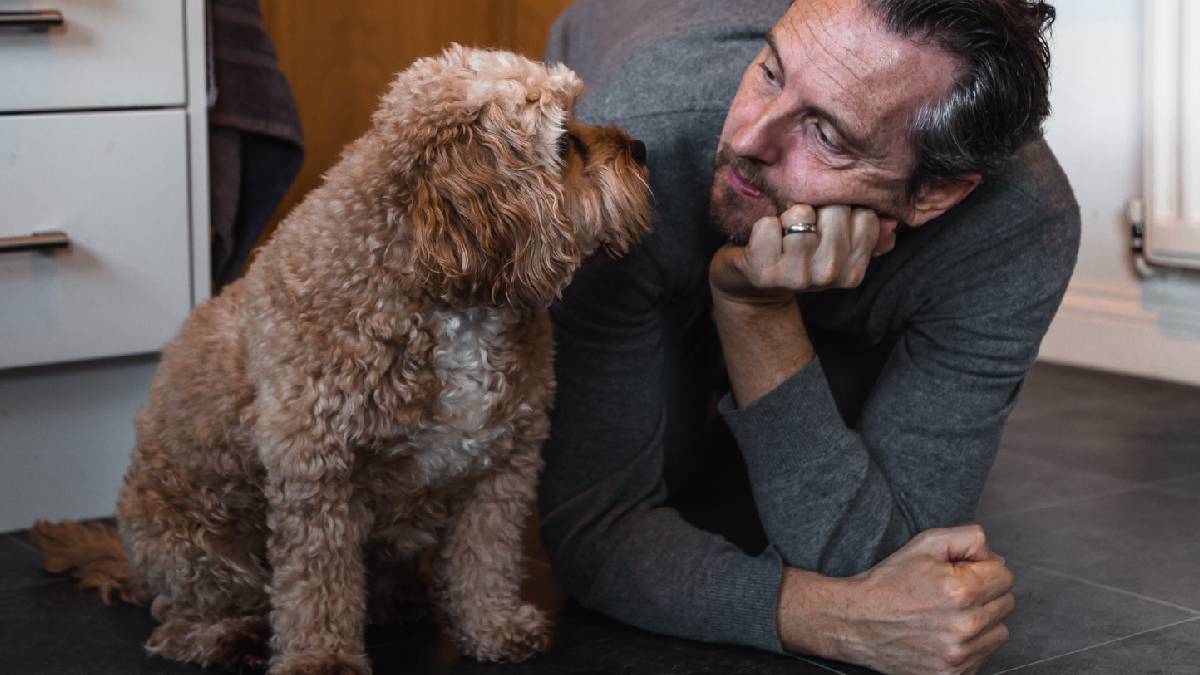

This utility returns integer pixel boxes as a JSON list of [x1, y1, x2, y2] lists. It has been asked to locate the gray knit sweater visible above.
[[538, 0, 1080, 654]]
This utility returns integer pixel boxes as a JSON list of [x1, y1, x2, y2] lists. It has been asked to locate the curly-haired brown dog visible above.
[[31, 45, 651, 674]]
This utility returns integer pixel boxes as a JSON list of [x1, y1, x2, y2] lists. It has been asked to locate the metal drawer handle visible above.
[[0, 231, 70, 254], [0, 10, 64, 30]]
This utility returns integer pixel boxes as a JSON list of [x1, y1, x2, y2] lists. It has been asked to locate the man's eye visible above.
[[759, 62, 778, 83], [810, 121, 840, 152]]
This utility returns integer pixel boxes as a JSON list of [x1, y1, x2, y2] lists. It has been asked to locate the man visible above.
[[538, 1, 1079, 673]]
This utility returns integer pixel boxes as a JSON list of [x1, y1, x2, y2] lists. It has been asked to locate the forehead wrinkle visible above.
[[807, 10, 873, 77], [781, 10, 875, 141], [794, 6, 940, 152]]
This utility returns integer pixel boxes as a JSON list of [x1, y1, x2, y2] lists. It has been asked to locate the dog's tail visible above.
[[29, 520, 148, 605]]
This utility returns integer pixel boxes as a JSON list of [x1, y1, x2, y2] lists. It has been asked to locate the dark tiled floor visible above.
[[2, 362, 1199, 674]]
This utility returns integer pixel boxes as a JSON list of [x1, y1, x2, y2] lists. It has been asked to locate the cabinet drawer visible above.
[[0, 0, 186, 113], [0, 110, 194, 369]]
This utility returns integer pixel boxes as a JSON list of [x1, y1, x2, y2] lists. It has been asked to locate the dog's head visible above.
[[374, 44, 651, 310]]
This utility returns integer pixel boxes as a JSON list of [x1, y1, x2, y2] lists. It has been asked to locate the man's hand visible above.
[[778, 525, 1015, 675], [709, 204, 896, 307], [708, 203, 896, 407]]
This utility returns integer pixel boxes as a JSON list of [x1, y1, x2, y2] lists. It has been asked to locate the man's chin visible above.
[[710, 194, 774, 246]]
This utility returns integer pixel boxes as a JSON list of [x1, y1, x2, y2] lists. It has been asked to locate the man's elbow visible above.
[[537, 508, 604, 605]]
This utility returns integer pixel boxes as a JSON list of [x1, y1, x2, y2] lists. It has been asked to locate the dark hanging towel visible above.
[[206, 0, 304, 292]]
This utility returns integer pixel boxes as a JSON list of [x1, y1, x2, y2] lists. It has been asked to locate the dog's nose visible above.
[[629, 139, 648, 165]]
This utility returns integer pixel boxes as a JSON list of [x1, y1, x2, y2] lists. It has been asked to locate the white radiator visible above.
[[1142, 0, 1200, 269]]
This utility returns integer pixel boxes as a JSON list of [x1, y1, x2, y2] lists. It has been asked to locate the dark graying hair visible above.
[[863, 0, 1057, 199]]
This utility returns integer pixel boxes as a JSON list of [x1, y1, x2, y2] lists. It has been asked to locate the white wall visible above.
[[1040, 0, 1200, 383]]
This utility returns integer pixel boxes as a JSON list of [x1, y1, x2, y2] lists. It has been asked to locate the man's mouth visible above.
[[726, 166, 767, 200]]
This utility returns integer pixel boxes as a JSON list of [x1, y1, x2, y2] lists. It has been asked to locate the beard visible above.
[[708, 144, 791, 245]]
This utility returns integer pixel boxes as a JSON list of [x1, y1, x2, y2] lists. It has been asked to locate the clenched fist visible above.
[[780, 525, 1015, 675]]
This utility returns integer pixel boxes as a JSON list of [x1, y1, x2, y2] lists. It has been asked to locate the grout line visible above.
[[991, 615, 1200, 673], [1014, 561, 1200, 615], [1153, 485, 1200, 501], [1144, 470, 1200, 492], [794, 656, 847, 674], [979, 484, 1153, 522], [792, 653, 849, 667], [981, 467, 1200, 522], [5, 532, 40, 553], [1146, 470, 1200, 484]]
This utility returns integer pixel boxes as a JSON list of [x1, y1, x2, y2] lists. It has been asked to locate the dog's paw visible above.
[[456, 603, 553, 663], [210, 618, 271, 673], [146, 615, 271, 674], [269, 653, 371, 675]]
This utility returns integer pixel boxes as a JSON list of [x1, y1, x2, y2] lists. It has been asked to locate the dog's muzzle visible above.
[[629, 139, 648, 166]]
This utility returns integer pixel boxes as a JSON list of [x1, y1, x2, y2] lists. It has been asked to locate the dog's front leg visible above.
[[261, 439, 372, 675], [431, 441, 551, 662]]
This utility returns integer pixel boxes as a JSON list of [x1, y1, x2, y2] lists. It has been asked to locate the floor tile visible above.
[[1001, 616, 1200, 674], [0, 580, 209, 675], [795, 656, 876, 674], [1001, 385, 1200, 476], [0, 572, 831, 675], [1008, 363, 1149, 421], [0, 533, 62, 592], [982, 562, 1198, 674], [371, 606, 835, 675], [976, 450, 1142, 519], [1156, 473, 1200, 497], [982, 488, 1200, 611]]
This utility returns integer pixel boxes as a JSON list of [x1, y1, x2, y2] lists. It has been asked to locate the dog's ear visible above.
[[406, 145, 579, 310], [394, 45, 586, 309]]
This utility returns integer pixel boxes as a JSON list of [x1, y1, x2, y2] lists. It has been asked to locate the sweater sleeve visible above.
[[719, 206, 1080, 577], [539, 230, 789, 653]]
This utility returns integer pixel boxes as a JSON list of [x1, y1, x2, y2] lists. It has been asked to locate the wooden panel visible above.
[[259, 0, 574, 240], [516, 0, 575, 58]]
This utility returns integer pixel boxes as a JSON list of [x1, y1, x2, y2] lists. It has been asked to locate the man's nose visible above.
[[730, 105, 784, 165]]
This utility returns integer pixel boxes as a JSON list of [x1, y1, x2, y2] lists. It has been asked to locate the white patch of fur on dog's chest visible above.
[[408, 307, 512, 482]]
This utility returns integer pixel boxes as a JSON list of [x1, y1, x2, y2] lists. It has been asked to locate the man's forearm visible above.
[[712, 290, 916, 576], [711, 293, 813, 408]]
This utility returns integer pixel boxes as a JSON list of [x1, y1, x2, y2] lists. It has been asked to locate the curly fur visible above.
[[31, 44, 650, 675]]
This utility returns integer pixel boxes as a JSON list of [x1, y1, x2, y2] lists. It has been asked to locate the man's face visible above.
[[711, 0, 961, 243]]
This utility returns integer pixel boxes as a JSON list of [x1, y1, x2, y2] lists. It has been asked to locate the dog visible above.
[[31, 44, 651, 675]]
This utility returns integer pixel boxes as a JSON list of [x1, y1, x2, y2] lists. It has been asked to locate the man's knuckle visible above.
[[954, 614, 982, 639], [1002, 593, 1017, 615], [943, 645, 971, 668], [815, 262, 837, 285], [942, 579, 974, 608]]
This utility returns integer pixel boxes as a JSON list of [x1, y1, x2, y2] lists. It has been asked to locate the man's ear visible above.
[[908, 173, 982, 226]]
